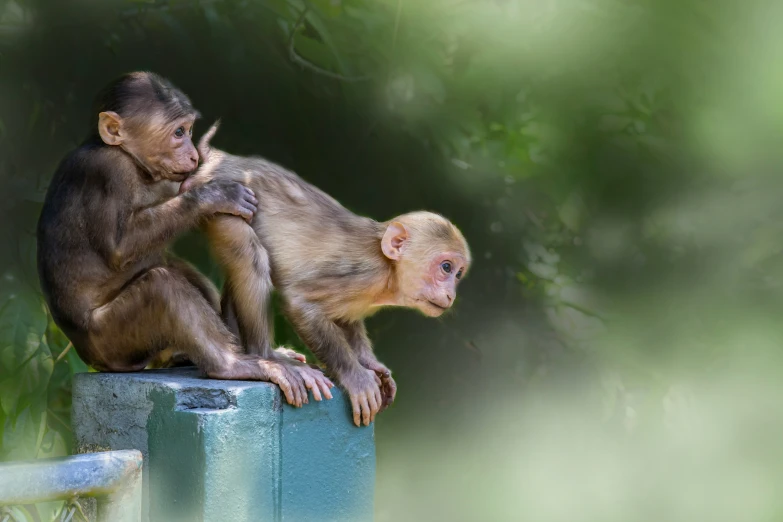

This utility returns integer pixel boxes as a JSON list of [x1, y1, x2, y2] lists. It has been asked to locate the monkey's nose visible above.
[[434, 296, 452, 309]]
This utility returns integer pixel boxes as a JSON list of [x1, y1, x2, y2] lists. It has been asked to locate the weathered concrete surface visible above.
[[72, 368, 375, 522]]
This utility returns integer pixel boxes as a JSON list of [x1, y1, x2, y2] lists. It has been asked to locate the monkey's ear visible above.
[[98, 111, 124, 146], [381, 222, 409, 260]]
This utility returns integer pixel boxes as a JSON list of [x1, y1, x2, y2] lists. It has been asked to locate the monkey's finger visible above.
[[236, 206, 255, 223], [242, 195, 259, 211], [315, 375, 333, 400], [242, 201, 258, 216], [359, 395, 371, 426], [367, 392, 380, 423], [374, 386, 383, 416], [283, 367, 302, 407], [290, 352, 307, 363], [368, 363, 390, 377], [385, 376, 398, 406], [293, 372, 308, 406], [244, 187, 258, 202], [373, 373, 382, 387], [350, 395, 361, 427], [302, 374, 322, 401], [316, 371, 335, 388], [276, 376, 295, 406], [296, 371, 309, 405]]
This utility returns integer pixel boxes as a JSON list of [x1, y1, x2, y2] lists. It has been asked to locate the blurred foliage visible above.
[[2, 0, 783, 519]]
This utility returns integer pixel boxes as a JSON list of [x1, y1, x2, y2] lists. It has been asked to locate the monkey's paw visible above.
[[342, 368, 384, 427], [290, 363, 334, 403], [359, 359, 397, 412]]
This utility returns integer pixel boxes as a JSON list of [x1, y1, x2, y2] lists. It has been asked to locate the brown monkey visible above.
[[36, 72, 333, 407], [180, 122, 471, 426]]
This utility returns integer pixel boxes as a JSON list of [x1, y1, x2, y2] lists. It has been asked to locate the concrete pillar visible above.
[[71, 368, 375, 522]]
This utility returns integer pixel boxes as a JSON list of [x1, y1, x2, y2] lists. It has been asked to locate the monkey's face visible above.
[[102, 112, 200, 182], [400, 250, 469, 318], [134, 116, 200, 181]]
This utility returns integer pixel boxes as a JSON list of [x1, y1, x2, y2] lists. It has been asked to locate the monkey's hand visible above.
[[274, 347, 307, 364], [359, 359, 397, 412], [192, 179, 258, 223], [341, 368, 383, 427]]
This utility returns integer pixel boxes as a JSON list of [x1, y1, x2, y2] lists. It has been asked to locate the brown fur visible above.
[[37, 73, 332, 409], [182, 123, 472, 426]]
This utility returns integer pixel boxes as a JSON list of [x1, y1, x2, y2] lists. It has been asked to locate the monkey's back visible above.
[[38, 143, 118, 332], [208, 152, 386, 294]]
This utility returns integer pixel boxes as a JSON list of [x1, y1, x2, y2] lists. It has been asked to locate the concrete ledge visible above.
[[72, 368, 375, 522]]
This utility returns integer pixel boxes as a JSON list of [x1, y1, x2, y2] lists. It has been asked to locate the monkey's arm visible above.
[[287, 300, 382, 427], [341, 321, 397, 411], [86, 175, 257, 271]]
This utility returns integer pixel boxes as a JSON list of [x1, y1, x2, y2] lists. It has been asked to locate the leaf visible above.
[[37, 425, 67, 458], [308, 0, 343, 18], [2, 402, 45, 460], [66, 347, 89, 375], [302, 8, 349, 73], [0, 278, 52, 418], [293, 34, 340, 72], [0, 331, 53, 418]]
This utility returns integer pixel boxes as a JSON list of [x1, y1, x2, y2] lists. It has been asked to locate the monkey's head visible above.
[[94, 71, 200, 182], [382, 212, 471, 318]]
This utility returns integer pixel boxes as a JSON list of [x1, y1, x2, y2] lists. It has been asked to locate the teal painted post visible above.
[[71, 368, 375, 522]]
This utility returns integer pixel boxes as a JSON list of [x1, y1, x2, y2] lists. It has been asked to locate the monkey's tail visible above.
[[198, 119, 221, 163]]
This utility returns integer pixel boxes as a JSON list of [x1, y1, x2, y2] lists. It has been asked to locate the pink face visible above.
[[415, 251, 469, 317]]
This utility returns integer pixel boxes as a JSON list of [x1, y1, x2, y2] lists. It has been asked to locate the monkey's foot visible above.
[[359, 359, 397, 411], [290, 364, 334, 403], [274, 346, 307, 363], [262, 358, 334, 408], [341, 368, 384, 427]]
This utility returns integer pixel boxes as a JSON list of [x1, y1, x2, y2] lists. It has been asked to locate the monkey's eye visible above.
[[174, 127, 185, 138], [188, 127, 193, 136], [441, 261, 452, 274], [456, 269, 464, 280]]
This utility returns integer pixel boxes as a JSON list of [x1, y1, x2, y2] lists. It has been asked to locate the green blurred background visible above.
[[2, 0, 783, 520]]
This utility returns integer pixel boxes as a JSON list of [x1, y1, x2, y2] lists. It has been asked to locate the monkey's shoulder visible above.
[[52, 141, 139, 190]]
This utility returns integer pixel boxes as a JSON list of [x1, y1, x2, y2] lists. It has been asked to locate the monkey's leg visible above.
[[206, 217, 333, 401], [341, 321, 397, 411], [166, 256, 222, 312], [205, 216, 275, 357], [86, 266, 310, 406], [220, 285, 330, 402], [286, 300, 382, 426], [220, 289, 241, 340], [219, 286, 302, 360], [146, 256, 222, 369]]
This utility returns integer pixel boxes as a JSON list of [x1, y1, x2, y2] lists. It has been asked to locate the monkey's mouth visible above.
[[167, 172, 191, 182], [426, 301, 448, 312]]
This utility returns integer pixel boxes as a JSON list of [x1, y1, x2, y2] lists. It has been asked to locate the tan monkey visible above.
[[180, 122, 471, 426]]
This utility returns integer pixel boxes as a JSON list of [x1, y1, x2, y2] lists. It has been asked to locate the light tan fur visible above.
[[183, 122, 471, 426]]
